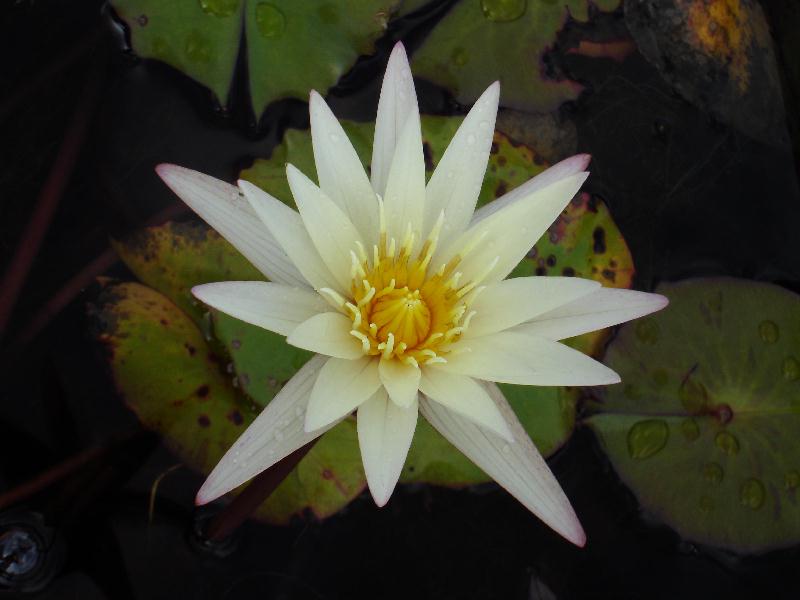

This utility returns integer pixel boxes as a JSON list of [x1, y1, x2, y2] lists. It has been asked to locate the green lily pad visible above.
[[410, 0, 621, 112], [89, 281, 365, 523], [111, 0, 396, 115], [587, 278, 800, 553]]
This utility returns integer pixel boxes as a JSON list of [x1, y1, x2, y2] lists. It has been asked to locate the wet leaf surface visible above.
[[111, 0, 396, 115], [587, 278, 800, 553], [90, 281, 365, 523], [410, 0, 622, 112]]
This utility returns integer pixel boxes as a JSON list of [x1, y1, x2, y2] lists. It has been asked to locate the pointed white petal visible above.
[[156, 165, 306, 287], [192, 282, 328, 336], [304, 356, 381, 431], [287, 312, 363, 359], [371, 42, 420, 197], [357, 388, 418, 506], [419, 382, 585, 546], [436, 330, 620, 386], [378, 359, 421, 408], [196, 355, 329, 505], [516, 288, 669, 340], [286, 164, 365, 291], [471, 154, 591, 225], [436, 173, 588, 285], [382, 111, 426, 246], [466, 277, 600, 338], [425, 82, 500, 246], [309, 91, 379, 246], [419, 369, 513, 441], [238, 179, 341, 293]]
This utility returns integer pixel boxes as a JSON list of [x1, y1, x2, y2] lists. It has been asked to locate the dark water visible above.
[[1, 1, 799, 598]]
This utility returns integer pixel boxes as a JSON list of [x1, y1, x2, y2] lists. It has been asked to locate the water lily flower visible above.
[[156, 43, 667, 546]]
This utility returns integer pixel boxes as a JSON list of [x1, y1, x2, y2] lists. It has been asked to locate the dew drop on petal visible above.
[[466, 133, 476, 146]]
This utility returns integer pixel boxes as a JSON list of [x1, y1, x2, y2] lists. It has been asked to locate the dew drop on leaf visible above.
[[758, 319, 779, 343], [740, 478, 765, 510], [715, 431, 740, 456], [626, 419, 669, 459], [480, 0, 527, 23], [255, 2, 286, 38], [782, 356, 799, 381], [198, 0, 240, 18], [702, 462, 724, 485]]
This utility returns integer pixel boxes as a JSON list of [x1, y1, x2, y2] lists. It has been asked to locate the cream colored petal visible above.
[[378, 359, 421, 408], [371, 42, 420, 197], [424, 82, 499, 246], [192, 282, 328, 336], [304, 356, 381, 431], [436, 330, 620, 386], [471, 154, 591, 225], [287, 312, 364, 359], [196, 355, 329, 505], [419, 382, 585, 546], [156, 164, 305, 287], [436, 173, 588, 285], [286, 164, 365, 291], [515, 288, 669, 340], [466, 276, 600, 338], [382, 111, 426, 247], [309, 91, 379, 246], [238, 179, 341, 293], [419, 368, 513, 441], [357, 388, 418, 506]]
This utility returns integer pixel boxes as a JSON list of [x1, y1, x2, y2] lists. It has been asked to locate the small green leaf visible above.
[[411, 0, 622, 112], [587, 278, 800, 553]]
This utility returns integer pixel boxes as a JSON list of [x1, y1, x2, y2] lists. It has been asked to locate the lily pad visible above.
[[587, 278, 800, 553], [410, 0, 622, 112], [89, 281, 366, 523], [241, 117, 633, 486], [111, 0, 396, 115]]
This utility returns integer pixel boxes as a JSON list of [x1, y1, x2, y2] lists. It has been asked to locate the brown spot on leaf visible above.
[[197, 414, 211, 427], [495, 182, 507, 198], [546, 254, 557, 267], [184, 342, 196, 356], [160, 318, 169, 326], [196, 384, 210, 398], [231, 339, 241, 350], [593, 227, 607, 254], [535, 267, 547, 276], [490, 141, 499, 154], [562, 267, 575, 276], [602, 268, 616, 282], [227, 410, 244, 425]]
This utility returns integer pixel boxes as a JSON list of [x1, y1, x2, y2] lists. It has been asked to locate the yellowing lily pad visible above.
[[587, 278, 800, 553], [111, 0, 396, 115], [410, 0, 622, 112], [89, 281, 365, 523]]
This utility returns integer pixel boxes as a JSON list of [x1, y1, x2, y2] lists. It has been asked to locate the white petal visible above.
[[238, 179, 341, 292], [419, 382, 585, 546], [309, 91, 379, 246], [287, 312, 364, 359], [304, 356, 381, 431], [371, 42, 420, 197], [286, 164, 365, 291], [196, 355, 329, 505], [466, 276, 600, 338], [424, 82, 500, 246], [156, 165, 305, 287], [192, 282, 328, 336], [516, 288, 669, 340], [378, 359, 421, 408], [436, 173, 588, 285], [357, 387, 418, 506], [382, 110, 426, 246], [419, 368, 513, 441], [471, 154, 591, 226], [436, 330, 620, 386]]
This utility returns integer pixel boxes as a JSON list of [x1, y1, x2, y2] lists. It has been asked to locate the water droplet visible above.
[[466, 133, 476, 146], [446, 171, 454, 179], [739, 478, 765, 510], [702, 462, 724, 485], [450, 46, 469, 67], [699, 495, 714, 513], [635, 318, 659, 344], [679, 377, 708, 414], [714, 431, 739, 455], [782, 356, 799, 381], [255, 2, 286, 38], [651, 368, 669, 388], [184, 30, 213, 64], [478, 120, 489, 130], [784, 470, 800, 491], [627, 419, 669, 460], [329, 132, 340, 143], [680, 418, 700, 441], [502, 444, 510, 454], [758, 320, 779, 343], [317, 2, 339, 24], [198, 0, 240, 18], [480, 0, 527, 22]]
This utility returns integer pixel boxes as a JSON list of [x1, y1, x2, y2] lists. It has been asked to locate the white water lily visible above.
[[156, 43, 667, 546]]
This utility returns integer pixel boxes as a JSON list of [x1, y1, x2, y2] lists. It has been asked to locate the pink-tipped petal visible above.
[[419, 382, 586, 546], [155, 164, 306, 288]]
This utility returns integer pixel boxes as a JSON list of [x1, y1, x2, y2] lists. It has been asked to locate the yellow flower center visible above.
[[320, 201, 489, 367]]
